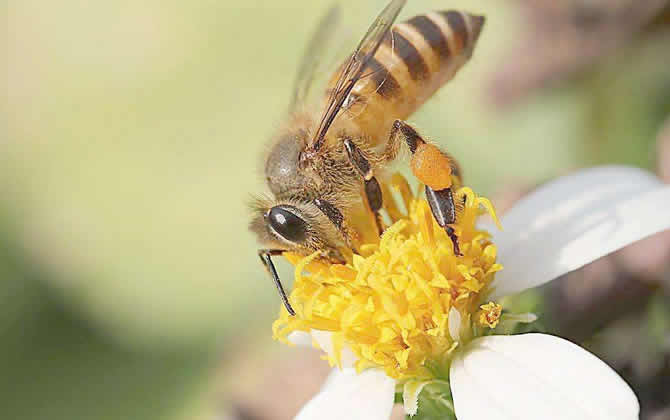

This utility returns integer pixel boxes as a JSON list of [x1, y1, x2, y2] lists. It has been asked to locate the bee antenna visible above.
[[258, 249, 296, 316]]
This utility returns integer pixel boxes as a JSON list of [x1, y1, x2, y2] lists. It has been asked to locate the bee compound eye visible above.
[[267, 206, 308, 243]]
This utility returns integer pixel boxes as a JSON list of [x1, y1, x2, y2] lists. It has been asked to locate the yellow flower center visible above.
[[272, 175, 503, 380]]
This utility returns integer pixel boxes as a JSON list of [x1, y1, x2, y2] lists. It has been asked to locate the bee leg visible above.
[[385, 120, 462, 179], [313, 198, 359, 252], [424, 187, 462, 256], [384, 119, 420, 160], [343, 138, 384, 235], [258, 249, 296, 316], [385, 120, 462, 256]]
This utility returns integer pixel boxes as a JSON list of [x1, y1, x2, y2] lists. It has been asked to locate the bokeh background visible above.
[[3, 0, 670, 419]]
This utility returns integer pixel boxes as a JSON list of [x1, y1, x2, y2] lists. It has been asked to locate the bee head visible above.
[[248, 197, 345, 255]]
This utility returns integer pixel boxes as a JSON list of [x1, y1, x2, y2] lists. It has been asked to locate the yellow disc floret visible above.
[[272, 175, 503, 381], [478, 302, 503, 329]]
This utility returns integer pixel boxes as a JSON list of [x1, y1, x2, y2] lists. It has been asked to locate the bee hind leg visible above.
[[343, 138, 384, 235], [385, 120, 463, 256], [424, 186, 462, 256]]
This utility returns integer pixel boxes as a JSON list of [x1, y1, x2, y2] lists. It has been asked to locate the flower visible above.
[[274, 175, 501, 381], [274, 166, 670, 420]]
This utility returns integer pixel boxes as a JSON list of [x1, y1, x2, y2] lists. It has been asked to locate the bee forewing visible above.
[[290, 4, 342, 111], [308, 0, 407, 153]]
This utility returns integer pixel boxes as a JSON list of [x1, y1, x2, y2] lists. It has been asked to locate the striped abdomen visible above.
[[328, 10, 485, 144]]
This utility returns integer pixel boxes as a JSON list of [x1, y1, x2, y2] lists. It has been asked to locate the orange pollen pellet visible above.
[[410, 143, 453, 191]]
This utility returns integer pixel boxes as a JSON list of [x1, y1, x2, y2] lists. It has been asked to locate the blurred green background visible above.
[[3, 1, 669, 419]]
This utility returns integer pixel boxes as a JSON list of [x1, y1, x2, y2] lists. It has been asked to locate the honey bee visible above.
[[249, 0, 485, 314]]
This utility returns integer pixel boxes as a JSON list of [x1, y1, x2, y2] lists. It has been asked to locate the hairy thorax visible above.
[[265, 120, 368, 208], [265, 130, 312, 197]]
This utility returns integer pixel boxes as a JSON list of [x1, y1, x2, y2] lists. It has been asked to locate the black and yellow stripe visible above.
[[406, 15, 451, 60], [384, 28, 430, 81], [327, 10, 485, 143], [365, 56, 401, 98]]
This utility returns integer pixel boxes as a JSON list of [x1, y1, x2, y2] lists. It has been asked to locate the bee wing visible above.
[[307, 0, 406, 153], [289, 4, 342, 111]]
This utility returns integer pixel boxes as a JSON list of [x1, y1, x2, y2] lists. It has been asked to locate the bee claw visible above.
[[445, 226, 462, 256]]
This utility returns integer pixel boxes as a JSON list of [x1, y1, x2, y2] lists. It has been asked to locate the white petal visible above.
[[311, 330, 357, 368], [287, 331, 313, 346], [450, 333, 640, 420], [289, 330, 358, 367], [448, 307, 462, 342], [487, 166, 670, 299], [295, 368, 396, 420], [311, 330, 336, 355]]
